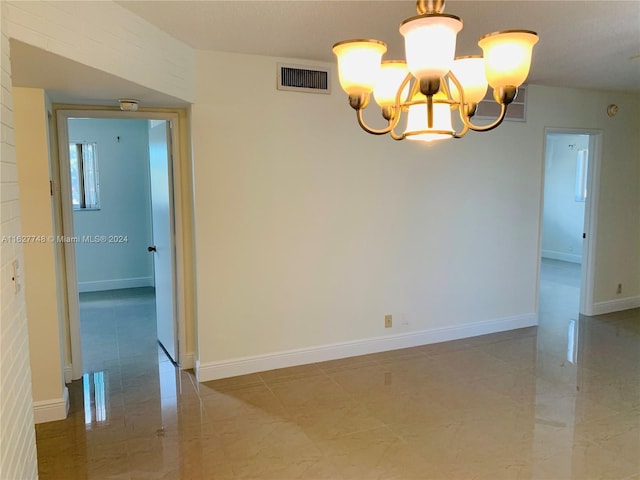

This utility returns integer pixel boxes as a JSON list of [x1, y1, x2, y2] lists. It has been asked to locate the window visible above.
[[70, 142, 100, 210]]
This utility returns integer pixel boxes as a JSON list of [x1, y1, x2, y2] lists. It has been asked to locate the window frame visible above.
[[70, 141, 100, 210]]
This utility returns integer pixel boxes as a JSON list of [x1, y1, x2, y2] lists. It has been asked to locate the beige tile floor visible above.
[[36, 260, 640, 479]]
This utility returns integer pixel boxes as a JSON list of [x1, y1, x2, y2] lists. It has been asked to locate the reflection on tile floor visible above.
[[36, 263, 640, 479]]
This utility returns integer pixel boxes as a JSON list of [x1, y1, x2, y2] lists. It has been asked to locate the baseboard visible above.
[[541, 250, 582, 264], [33, 387, 69, 424], [180, 352, 195, 370], [78, 276, 154, 293], [64, 364, 73, 384], [590, 296, 640, 315], [196, 313, 537, 382]]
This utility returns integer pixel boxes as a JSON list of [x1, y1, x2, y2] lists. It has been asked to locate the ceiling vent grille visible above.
[[277, 63, 330, 94], [476, 85, 528, 122]]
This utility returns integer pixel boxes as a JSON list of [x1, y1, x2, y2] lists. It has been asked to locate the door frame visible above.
[[55, 108, 189, 380], [538, 127, 603, 316]]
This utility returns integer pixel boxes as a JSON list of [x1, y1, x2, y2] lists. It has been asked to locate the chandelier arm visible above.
[[356, 75, 408, 134], [460, 103, 507, 132], [389, 115, 406, 140], [389, 114, 407, 141], [390, 129, 405, 141], [453, 123, 469, 139], [356, 109, 394, 135], [394, 72, 414, 110], [440, 77, 453, 101], [383, 73, 416, 141], [442, 72, 466, 138], [446, 71, 465, 110], [408, 75, 420, 101], [447, 71, 508, 132]]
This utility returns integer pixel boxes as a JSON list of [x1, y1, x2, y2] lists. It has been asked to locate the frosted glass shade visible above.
[[404, 92, 454, 142], [478, 30, 538, 89], [450, 56, 488, 104], [399, 14, 463, 80], [373, 61, 410, 107], [332, 39, 387, 95]]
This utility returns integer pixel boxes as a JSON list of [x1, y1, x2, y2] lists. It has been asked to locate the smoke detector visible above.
[[118, 98, 139, 111]]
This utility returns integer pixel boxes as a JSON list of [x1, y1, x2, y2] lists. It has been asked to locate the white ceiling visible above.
[[116, 0, 640, 93], [9, 1, 640, 106], [10, 40, 188, 107]]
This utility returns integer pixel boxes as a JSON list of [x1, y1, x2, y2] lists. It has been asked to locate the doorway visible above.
[[56, 110, 184, 380], [539, 129, 602, 317]]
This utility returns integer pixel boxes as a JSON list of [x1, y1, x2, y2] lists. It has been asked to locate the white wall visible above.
[[0, 4, 38, 479], [192, 51, 640, 380], [192, 51, 546, 379], [69, 118, 153, 292], [14, 87, 68, 424], [526, 86, 640, 307], [541, 133, 590, 263]]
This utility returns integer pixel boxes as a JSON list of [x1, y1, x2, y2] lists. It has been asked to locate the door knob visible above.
[[147, 246, 157, 252]]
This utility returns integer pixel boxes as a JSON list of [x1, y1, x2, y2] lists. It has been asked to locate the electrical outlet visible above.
[[384, 314, 392, 328], [616, 283, 622, 294]]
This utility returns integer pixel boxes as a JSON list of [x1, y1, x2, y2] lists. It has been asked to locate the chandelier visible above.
[[332, 0, 539, 142]]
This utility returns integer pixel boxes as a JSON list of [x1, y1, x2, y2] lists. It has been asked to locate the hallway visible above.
[[35, 267, 640, 479]]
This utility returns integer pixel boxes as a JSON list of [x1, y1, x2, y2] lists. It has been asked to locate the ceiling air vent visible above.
[[277, 63, 330, 94], [476, 85, 528, 122]]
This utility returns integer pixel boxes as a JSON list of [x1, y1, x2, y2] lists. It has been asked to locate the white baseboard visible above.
[[33, 387, 69, 424], [196, 313, 537, 382], [180, 352, 195, 370], [590, 296, 640, 315], [541, 250, 582, 264], [78, 276, 154, 293]]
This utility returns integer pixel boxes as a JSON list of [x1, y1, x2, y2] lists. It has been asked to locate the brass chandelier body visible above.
[[332, 0, 539, 143]]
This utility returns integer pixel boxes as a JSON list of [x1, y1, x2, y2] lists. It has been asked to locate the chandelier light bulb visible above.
[[400, 13, 463, 81], [449, 56, 488, 105], [332, 39, 387, 96], [404, 91, 454, 142], [373, 61, 410, 107], [478, 30, 539, 90]]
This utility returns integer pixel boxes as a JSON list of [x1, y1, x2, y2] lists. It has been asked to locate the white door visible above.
[[148, 120, 178, 363]]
